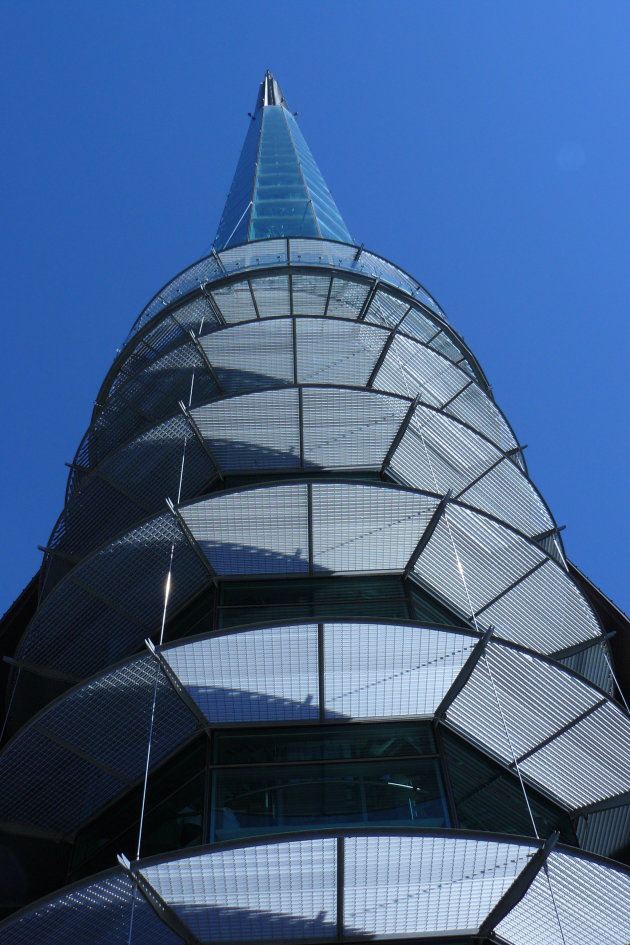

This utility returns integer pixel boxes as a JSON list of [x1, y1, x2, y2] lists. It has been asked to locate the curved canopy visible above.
[[1, 832, 629, 944], [21, 481, 602, 683], [4, 623, 628, 851]]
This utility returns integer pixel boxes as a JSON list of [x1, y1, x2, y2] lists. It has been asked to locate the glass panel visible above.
[[214, 110, 261, 250], [212, 758, 446, 841], [407, 580, 469, 628], [250, 108, 319, 240], [441, 729, 576, 843], [213, 721, 435, 765], [218, 575, 409, 627]]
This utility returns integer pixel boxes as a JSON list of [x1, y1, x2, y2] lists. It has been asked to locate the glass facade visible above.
[[214, 74, 351, 249], [70, 723, 575, 881]]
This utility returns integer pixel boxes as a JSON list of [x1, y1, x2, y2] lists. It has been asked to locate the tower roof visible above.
[[214, 71, 351, 249]]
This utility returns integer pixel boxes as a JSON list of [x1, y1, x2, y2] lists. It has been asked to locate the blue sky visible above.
[[1, 0, 629, 618]]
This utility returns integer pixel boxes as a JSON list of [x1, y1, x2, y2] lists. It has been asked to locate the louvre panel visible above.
[[392, 405, 498, 494], [483, 558, 602, 655], [446, 381, 521, 459], [363, 287, 410, 329], [202, 319, 294, 392], [496, 849, 630, 945], [520, 702, 630, 808], [181, 485, 310, 575], [303, 388, 407, 468], [311, 483, 437, 572], [19, 512, 210, 677], [192, 388, 301, 471], [291, 272, 330, 316], [325, 276, 370, 319], [0, 872, 182, 945], [211, 280, 257, 323], [140, 838, 338, 942], [375, 334, 468, 406], [162, 625, 320, 723], [461, 455, 553, 538], [399, 306, 442, 343], [345, 835, 536, 937], [577, 803, 630, 858], [559, 642, 612, 693], [449, 641, 602, 761], [429, 329, 465, 363], [416, 504, 545, 620], [0, 656, 197, 834], [250, 274, 291, 317], [296, 319, 387, 385], [323, 623, 475, 719]]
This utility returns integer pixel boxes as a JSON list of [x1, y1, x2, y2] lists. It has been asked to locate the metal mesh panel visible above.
[[181, 485, 310, 576], [415, 503, 545, 622], [192, 388, 300, 472], [20, 511, 210, 677], [0, 727, 124, 835], [364, 288, 410, 329], [291, 272, 331, 316], [344, 835, 536, 937], [326, 276, 370, 319], [520, 702, 630, 808], [47, 413, 213, 579], [446, 381, 521, 459], [0, 655, 197, 834], [375, 334, 468, 407], [220, 239, 288, 274], [202, 319, 294, 392], [448, 641, 603, 765], [399, 306, 442, 344], [483, 558, 601, 655], [211, 280, 258, 323], [0, 872, 181, 945], [577, 803, 630, 859], [250, 274, 291, 317], [162, 625, 320, 723], [140, 838, 338, 942], [311, 483, 437, 572], [323, 623, 475, 719], [429, 329, 465, 363], [496, 849, 630, 945], [296, 319, 387, 386], [303, 388, 407, 469]]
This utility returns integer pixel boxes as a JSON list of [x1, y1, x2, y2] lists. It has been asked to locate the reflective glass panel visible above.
[[212, 759, 447, 841], [218, 575, 409, 627], [250, 108, 319, 240], [441, 729, 576, 843]]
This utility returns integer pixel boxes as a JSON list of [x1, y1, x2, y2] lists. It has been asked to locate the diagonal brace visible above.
[[404, 489, 452, 578], [476, 832, 559, 939], [434, 625, 495, 720]]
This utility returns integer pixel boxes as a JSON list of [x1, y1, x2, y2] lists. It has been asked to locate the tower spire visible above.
[[214, 71, 351, 249]]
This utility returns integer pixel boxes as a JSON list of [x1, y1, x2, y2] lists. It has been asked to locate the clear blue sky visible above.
[[1, 1, 629, 618]]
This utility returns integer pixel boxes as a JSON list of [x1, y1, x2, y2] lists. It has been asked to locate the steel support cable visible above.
[[127, 321, 204, 945], [390, 348, 569, 944]]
